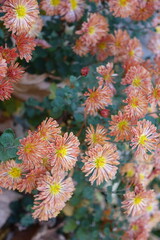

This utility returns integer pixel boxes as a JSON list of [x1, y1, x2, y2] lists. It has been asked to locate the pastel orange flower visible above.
[[37, 117, 61, 142], [122, 188, 154, 216], [85, 124, 109, 148], [32, 172, 74, 221], [40, 0, 61, 16], [123, 90, 148, 120], [131, 119, 159, 156], [130, 0, 154, 21], [0, 79, 13, 101], [72, 38, 90, 56], [17, 167, 45, 193], [108, 0, 137, 18], [0, 160, 26, 190], [0, 47, 18, 64], [76, 13, 108, 47], [109, 111, 133, 141], [90, 35, 113, 61], [82, 143, 119, 185], [1, 0, 39, 34], [17, 131, 50, 169], [60, 0, 85, 22], [13, 33, 36, 62], [51, 132, 80, 171], [6, 63, 24, 83], [83, 85, 112, 116], [122, 65, 151, 94]]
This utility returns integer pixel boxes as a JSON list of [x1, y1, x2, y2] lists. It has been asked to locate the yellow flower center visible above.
[[98, 42, 106, 50], [50, 183, 61, 195], [117, 120, 128, 131], [129, 50, 135, 57], [56, 146, 67, 158], [153, 88, 160, 99], [92, 134, 98, 143], [133, 196, 142, 205], [126, 169, 134, 178], [8, 167, 21, 178], [24, 143, 34, 153], [139, 173, 145, 180], [138, 134, 148, 145], [90, 91, 98, 99], [119, 0, 128, 6], [50, 0, 60, 6], [15, 5, 27, 18], [132, 224, 138, 231], [146, 205, 153, 212], [95, 156, 106, 168], [104, 74, 110, 81], [156, 26, 160, 33], [88, 26, 96, 35], [70, 0, 78, 10], [132, 77, 141, 87], [131, 97, 138, 108]]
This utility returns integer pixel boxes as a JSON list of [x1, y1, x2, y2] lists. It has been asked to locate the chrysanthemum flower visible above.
[[121, 163, 135, 179], [32, 172, 74, 221], [149, 84, 160, 106], [51, 132, 80, 171], [109, 111, 133, 141], [85, 124, 109, 148], [72, 38, 90, 56], [108, 29, 130, 61], [17, 131, 50, 169], [6, 63, 24, 83], [134, 163, 153, 187], [123, 90, 148, 120], [0, 47, 18, 64], [90, 35, 113, 61], [32, 201, 63, 221], [0, 160, 26, 190], [123, 38, 143, 62], [145, 191, 159, 215], [60, 0, 85, 23], [148, 211, 160, 230], [96, 62, 115, 85], [13, 33, 36, 62], [1, 0, 39, 34], [40, 0, 61, 16], [17, 167, 45, 193], [122, 188, 154, 216], [122, 65, 151, 94], [0, 79, 13, 101], [37, 117, 61, 142], [124, 217, 149, 240], [130, 0, 154, 21], [82, 143, 119, 185], [131, 119, 159, 156], [28, 15, 43, 38], [108, 0, 137, 18], [83, 85, 112, 116], [0, 55, 7, 80], [76, 13, 109, 47]]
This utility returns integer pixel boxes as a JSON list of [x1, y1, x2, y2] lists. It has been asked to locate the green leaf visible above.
[[63, 219, 77, 233], [0, 132, 14, 147], [49, 83, 57, 100]]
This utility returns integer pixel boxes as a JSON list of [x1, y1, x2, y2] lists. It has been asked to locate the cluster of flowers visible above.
[[40, 0, 85, 22], [0, 118, 80, 221], [0, 0, 46, 101], [73, 13, 143, 62], [108, 0, 159, 19]]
